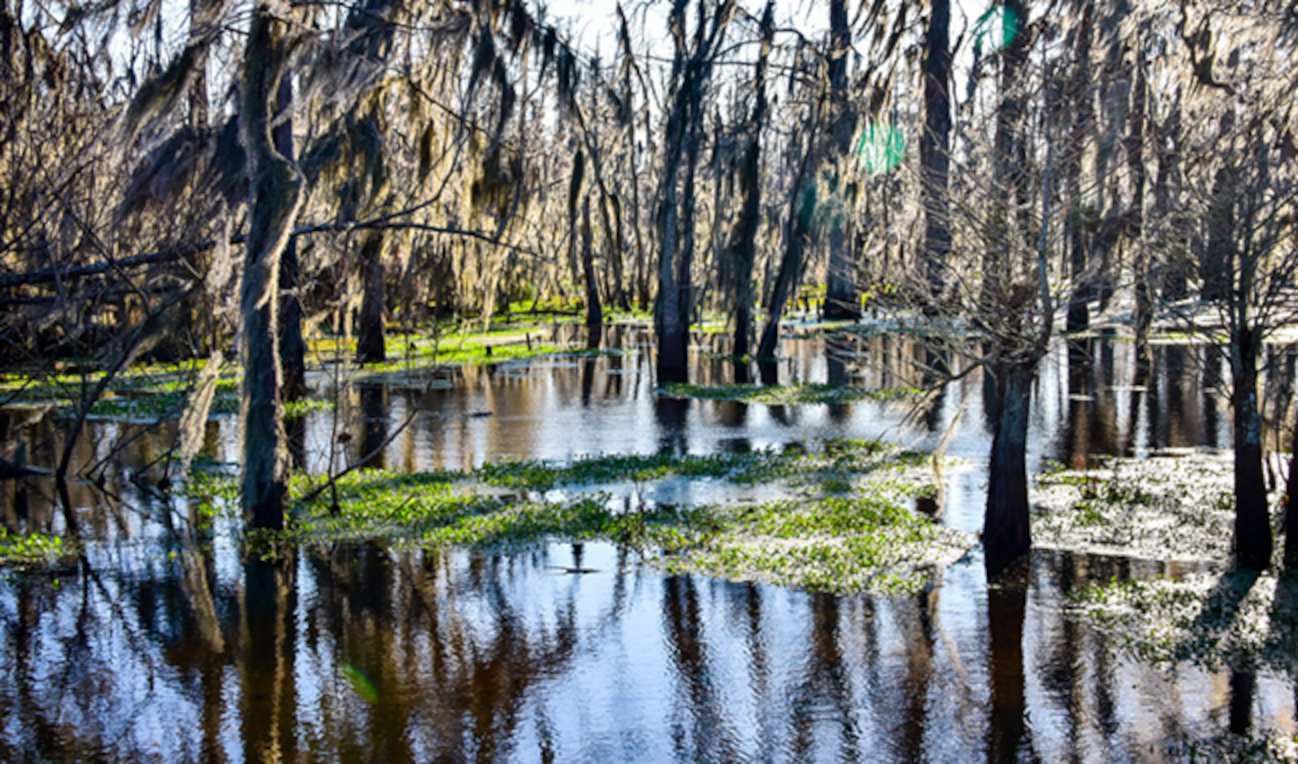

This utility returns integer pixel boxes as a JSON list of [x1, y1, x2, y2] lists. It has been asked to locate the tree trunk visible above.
[[654, 3, 697, 386], [1201, 164, 1235, 304], [580, 196, 603, 341], [984, 360, 1033, 578], [240, 0, 303, 531], [1155, 97, 1187, 300], [274, 74, 306, 402], [1128, 51, 1151, 352], [1064, 2, 1093, 332], [920, 0, 952, 313], [758, 124, 817, 382], [982, 0, 1030, 312], [1286, 440, 1298, 570], [1231, 327, 1272, 569], [757, 187, 810, 383], [823, 0, 858, 321], [356, 232, 386, 365], [727, 3, 772, 363]]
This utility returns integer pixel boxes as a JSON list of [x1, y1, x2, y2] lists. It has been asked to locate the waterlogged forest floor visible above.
[[190, 438, 972, 595]]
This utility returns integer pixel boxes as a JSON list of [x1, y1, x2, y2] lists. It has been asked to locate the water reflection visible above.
[[3, 331, 1297, 760], [2, 532, 1296, 761]]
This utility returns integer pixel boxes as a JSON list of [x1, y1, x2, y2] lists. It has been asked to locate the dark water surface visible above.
[[2, 326, 1294, 762]]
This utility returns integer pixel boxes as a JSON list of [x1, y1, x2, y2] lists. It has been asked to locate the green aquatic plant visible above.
[[1068, 570, 1298, 676], [656, 382, 919, 405], [289, 440, 967, 595], [0, 529, 76, 567], [282, 397, 334, 420]]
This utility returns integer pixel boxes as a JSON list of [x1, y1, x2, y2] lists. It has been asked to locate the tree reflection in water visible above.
[[3, 335, 1297, 761]]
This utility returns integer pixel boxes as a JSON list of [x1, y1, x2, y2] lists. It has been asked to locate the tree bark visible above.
[[355, 232, 386, 365], [1128, 49, 1151, 352], [240, 0, 303, 530], [580, 196, 602, 341], [984, 360, 1034, 578], [1065, 2, 1093, 332], [758, 120, 817, 382], [1231, 327, 1272, 569], [274, 74, 306, 401], [726, 3, 772, 363], [1286, 439, 1298, 570], [823, 0, 858, 320], [920, 0, 952, 313]]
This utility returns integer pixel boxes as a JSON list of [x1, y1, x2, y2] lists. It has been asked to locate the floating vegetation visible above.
[[1032, 454, 1250, 562], [0, 529, 76, 568], [1069, 570, 1298, 674], [656, 382, 918, 406], [289, 440, 969, 595], [658, 493, 969, 595], [283, 396, 334, 420], [0, 362, 242, 421]]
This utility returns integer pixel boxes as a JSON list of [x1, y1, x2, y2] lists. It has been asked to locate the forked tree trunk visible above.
[[1231, 328, 1272, 569], [984, 360, 1033, 578], [241, 0, 303, 530], [356, 232, 386, 365]]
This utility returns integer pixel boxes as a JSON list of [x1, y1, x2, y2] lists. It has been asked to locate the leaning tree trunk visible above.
[[356, 232, 386, 365], [984, 359, 1034, 577], [756, 188, 810, 384], [240, 0, 303, 530], [1230, 328, 1272, 569]]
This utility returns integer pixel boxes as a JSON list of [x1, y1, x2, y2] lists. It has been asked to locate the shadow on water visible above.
[[3, 330, 1297, 760]]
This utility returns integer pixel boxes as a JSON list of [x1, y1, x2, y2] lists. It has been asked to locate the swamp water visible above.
[[1, 325, 1295, 762]]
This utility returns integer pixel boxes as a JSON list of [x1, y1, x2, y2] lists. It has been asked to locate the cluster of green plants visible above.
[[1067, 570, 1298, 672], [283, 396, 334, 421], [657, 382, 919, 406], [1032, 456, 1241, 561], [0, 528, 75, 567], [280, 439, 965, 594], [476, 438, 924, 491], [172, 437, 962, 592], [0, 361, 243, 420]]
